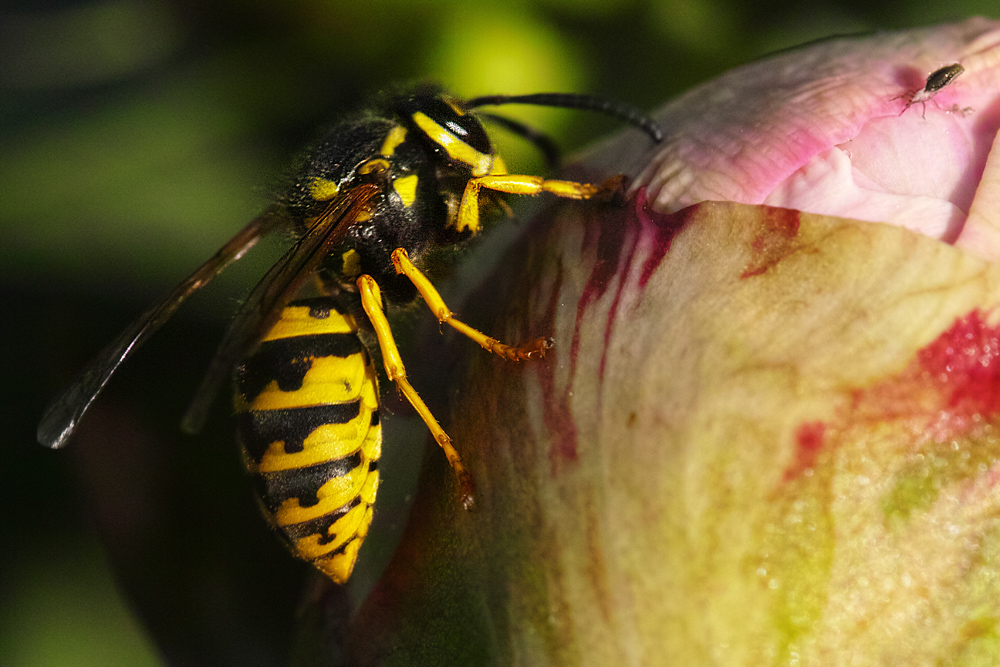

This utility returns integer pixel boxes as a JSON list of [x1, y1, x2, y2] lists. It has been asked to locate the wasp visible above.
[[37, 85, 663, 583]]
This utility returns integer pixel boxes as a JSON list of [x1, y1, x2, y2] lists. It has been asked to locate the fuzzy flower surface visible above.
[[304, 19, 1000, 667]]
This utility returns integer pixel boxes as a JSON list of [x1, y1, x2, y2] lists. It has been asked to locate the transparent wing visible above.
[[181, 183, 380, 434], [37, 205, 290, 449]]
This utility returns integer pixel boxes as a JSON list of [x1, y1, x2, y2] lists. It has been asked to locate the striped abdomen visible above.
[[234, 297, 381, 583]]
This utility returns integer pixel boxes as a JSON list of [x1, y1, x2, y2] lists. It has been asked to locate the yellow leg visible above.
[[391, 248, 552, 361], [456, 174, 602, 233], [357, 275, 475, 509]]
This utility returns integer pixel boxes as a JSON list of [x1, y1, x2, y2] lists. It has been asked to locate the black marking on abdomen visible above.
[[288, 297, 336, 319], [238, 401, 361, 462], [283, 497, 362, 544], [321, 537, 355, 560], [236, 333, 364, 401], [251, 451, 364, 512]]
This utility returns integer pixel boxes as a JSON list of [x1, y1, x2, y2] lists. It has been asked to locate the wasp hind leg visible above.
[[391, 248, 551, 361], [357, 274, 476, 510]]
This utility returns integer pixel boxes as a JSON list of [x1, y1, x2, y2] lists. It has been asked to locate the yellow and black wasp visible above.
[[37, 85, 663, 583]]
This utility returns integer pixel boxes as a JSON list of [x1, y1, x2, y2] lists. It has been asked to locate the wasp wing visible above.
[[180, 183, 380, 434], [37, 206, 291, 449]]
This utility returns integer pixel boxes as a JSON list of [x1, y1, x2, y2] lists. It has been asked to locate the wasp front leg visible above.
[[390, 248, 551, 361], [357, 274, 475, 510], [455, 174, 603, 234]]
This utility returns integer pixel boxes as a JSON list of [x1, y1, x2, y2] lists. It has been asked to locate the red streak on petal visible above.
[[549, 190, 695, 472], [775, 315, 1000, 490], [637, 191, 693, 289], [535, 263, 580, 474], [595, 190, 693, 379], [573, 189, 694, 381], [838, 310, 1000, 451], [917, 310, 1000, 419], [740, 208, 802, 279], [783, 421, 826, 481], [571, 194, 634, 379]]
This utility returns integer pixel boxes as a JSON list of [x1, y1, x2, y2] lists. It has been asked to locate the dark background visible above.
[[2, 0, 994, 664]]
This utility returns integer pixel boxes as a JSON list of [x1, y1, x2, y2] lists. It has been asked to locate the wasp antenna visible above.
[[466, 93, 664, 143], [475, 112, 562, 169]]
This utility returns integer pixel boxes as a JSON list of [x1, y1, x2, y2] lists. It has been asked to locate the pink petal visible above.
[[595, 18, 1000, 258]]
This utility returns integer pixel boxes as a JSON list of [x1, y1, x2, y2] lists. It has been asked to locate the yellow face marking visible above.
[[341, 248, 362, 277], [380, 125, 407, 156], [393, 174, 419, 208], [309, 177, 340, 201], [412, 111, 493, 177]]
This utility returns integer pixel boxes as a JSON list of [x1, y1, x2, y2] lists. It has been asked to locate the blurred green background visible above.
[[3, 0, 997, 665]]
